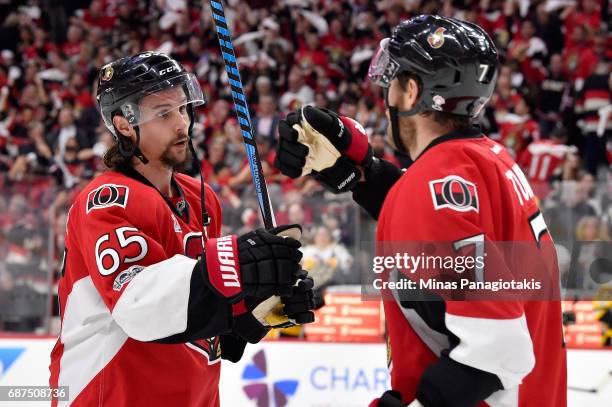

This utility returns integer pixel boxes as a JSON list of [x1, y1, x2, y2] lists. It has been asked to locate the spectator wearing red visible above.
[[24, 28, 57, 62], [518, 128, 575, 198], [200, 137, 231, 188], [476, 0, 510, 48], [80, 0, 116, 32], [562, 25, 599, 84], [507, 20, 547, 84], [497, 93, 541, 159], [321, 18, 353, 65], [296, 29, 329, 73], [61, 25, 83, 59], [562, 0, 601, 49]]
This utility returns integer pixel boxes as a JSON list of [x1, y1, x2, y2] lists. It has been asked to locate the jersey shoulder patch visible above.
[[428, 175, 479, 213], [86, 183, 130, 214]]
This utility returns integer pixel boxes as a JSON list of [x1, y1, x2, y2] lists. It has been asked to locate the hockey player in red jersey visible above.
[[49, 52, 315, 406], [275, 15, 566, 407]]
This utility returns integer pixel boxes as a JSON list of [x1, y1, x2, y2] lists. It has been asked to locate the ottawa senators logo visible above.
[[427, 27, 446, 49], [187, 337, 222, 365], [100, 65, 113, 81], [86, 184, 129, 213], [429, 175, 479, 213]]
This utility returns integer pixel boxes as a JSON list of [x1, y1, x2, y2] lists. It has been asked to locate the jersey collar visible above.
[[118, 166, 190, 222], [414, 125, 484, 162]]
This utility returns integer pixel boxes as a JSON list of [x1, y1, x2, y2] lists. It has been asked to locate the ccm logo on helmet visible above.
[[86, 184, 129, 213], [216, 236, 241, 288], [429, 175, 479, 213], [159, 65, 177, 76]]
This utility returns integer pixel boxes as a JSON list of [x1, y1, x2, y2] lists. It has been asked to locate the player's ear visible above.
[[112, 115, 135, 140], [403, 78, 419, 110]]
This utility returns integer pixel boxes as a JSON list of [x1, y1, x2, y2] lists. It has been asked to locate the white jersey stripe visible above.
[[112, 254, 196, 341], [446, 313, 535, 390], [58, 276, 128, 406]]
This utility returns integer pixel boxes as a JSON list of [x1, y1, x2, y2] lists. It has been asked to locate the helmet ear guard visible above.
[[120, 102, 140, 125]]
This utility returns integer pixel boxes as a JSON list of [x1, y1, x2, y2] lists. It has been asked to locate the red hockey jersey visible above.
[[377, 128, 566, 406], [518, 140, 573, 199], [49, 169, 224, 406]]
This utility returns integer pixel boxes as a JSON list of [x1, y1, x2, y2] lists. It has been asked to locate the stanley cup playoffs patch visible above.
[[429, 175, 479, 213]]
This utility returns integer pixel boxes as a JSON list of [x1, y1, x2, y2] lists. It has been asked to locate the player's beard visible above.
[[387, 115, 417, 154], [160, 133, 192, 171]]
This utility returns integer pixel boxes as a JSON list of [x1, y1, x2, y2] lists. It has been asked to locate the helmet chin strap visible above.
[[186, 103, 211, 231], [132, 126, 149, 164], [388, 106, 407, 155], [385, 89, 421, 156], [114, 124, 149, 165]]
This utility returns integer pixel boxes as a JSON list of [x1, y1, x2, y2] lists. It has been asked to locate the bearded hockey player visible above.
[[275, 15, 566, 407], [49, 52, 315, 406]]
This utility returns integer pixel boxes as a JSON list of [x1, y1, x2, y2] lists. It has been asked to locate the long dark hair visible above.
[[103, 136, 134, 170]]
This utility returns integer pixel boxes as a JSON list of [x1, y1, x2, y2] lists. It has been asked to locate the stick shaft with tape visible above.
[[209, 0, 276, 229], [209, 1, 306, 328]]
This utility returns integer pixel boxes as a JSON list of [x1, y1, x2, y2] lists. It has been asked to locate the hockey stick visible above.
[[208, 0, 276, 229], [209, 0, 308, 329]]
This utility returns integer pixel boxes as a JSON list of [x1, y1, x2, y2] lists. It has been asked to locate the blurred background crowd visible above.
[[0, 0, 609, 337]]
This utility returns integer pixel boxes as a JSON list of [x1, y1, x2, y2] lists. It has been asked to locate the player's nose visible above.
[[172, 109, 189, 133]]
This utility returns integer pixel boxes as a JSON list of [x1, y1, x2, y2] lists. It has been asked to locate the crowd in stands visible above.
[[0, 0, 610, 332]]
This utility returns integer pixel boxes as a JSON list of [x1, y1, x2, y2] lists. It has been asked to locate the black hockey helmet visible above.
[[96, 52, 205, 161], [369, 15, 499, 118], [97, 52, 212, 226]]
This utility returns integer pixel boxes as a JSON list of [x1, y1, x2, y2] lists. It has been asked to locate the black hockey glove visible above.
[[275, 106, 373, 194], [197, 224, 308, 343], [280, 274, 315, 324], [200, 224, 303, 302], [220, 333, 247, 363], [231, 273, 316, 344]]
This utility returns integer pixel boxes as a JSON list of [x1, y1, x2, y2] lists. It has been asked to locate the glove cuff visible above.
[[220, 334, 247, 362], [339, 115, 372, 166], [314, 156, 361, 194], [204, 235, 243, 300], [233, 311, 270, 343]]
